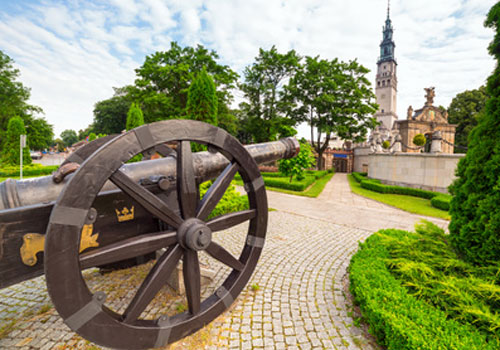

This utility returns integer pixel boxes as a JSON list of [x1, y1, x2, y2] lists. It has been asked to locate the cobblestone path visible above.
[[0, 174, 443, 349]]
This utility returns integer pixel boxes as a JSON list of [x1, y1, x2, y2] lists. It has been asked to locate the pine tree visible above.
[[448, 3, 500, 265], [1, 116, 32, 165], [126, 102, 145, 131], [186, 67, 218, 126]]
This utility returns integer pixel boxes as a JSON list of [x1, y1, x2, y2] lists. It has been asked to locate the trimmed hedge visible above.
[[0, 164, 59, 177], [263, 175, 316, 191], [431, 195, 451, 211], [349, 224, 500, 350], [351, 172, 451, 211]]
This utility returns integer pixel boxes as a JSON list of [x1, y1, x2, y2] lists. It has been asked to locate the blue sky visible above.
[[0, 0, 496, 138]]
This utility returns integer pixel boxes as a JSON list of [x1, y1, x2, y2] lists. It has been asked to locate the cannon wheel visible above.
[[44, 120, 267, 349]]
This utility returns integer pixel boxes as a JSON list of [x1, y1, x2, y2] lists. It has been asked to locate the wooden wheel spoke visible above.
[[183, 249, 201, 315], [155, 143, 177, 158], [122, 245, 183, 324], [206, 242, 244, 271], [79, 230, 177, 269], [111, 170, 182, 228], [207, 209, 256, 232], [177, 141, 198, 219], [196, 162, 239, 221]]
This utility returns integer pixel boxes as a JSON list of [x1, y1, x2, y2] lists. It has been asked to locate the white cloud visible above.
[[0, 0, 496, 140]]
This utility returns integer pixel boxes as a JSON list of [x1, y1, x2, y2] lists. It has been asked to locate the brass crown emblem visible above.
[[116, 206, 134, 222]]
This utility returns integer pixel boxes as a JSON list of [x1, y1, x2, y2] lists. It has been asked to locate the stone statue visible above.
[[407, 105, 413, 119], [424, 87, 435, 106]]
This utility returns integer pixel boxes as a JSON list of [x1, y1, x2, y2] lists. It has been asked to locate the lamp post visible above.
[[20, 134, 26, 180]]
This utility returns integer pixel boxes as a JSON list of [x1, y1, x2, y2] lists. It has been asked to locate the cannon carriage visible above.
[[0, 120, 299, 349]]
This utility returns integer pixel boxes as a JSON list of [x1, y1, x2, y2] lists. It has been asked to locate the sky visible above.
[[0, 0, 497, 139]]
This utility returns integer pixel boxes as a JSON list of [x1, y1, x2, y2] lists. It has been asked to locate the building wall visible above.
[[353, 147, 371, 173], [366, 152, 464, 193]]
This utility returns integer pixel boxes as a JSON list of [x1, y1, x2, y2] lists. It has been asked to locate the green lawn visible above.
[[347, 174, 450, 220]]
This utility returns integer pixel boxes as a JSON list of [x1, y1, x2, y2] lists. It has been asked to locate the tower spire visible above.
[[387, 0, 390, 19]]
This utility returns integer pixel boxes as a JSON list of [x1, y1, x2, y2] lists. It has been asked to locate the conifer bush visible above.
[[0, 116, 31, 166], [449, 4, 500, 266]]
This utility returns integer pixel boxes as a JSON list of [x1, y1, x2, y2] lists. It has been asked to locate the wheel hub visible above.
[[177, 218, 212, 251]]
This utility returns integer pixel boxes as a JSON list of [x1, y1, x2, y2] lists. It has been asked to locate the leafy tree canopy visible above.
[[93, 87, 131, 135], [449, 3, 500, 266], [25, 116, 54, 150], [1, 116, 31, 165], [129, 42, 238, 123], [447, 86, 487, 153], [239, 46, 301, 143], [60, 129, 79, 147], [286, 56, 378, 169]]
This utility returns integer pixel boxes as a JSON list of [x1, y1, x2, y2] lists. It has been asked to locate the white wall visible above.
[[353, 150, 465, 193]]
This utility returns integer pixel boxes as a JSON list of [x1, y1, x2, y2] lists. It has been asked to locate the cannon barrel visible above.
[[0, 137, 299, 210]]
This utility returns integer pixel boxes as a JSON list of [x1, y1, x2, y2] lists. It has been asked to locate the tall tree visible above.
[[93, 87, 132, 135], [0, 50, 43, 151], [1, 116, 31, 165], [60, 129, 79, 147], [447, 86, 487, 153], [448, 4, 500, 266], [186, 67, 218, 125], [23, 116, 54, 151], [126, 103, 144, 131], [287, 56, 378, 169], [239, 46, 301, 143], [130, 42, 238, 123]]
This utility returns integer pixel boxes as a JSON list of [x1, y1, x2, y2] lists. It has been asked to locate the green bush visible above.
[[352, 172, 367, 183], [413, 133, 426, 146], [431, 195, 451, 211], [0, 164, 58, 177], [263, 175, 316, 191], [448, 4, 500, 266], [349, 223, 500, 350], [382, 140, 390, 149], [360, 179, 439, 200], [199, 181, 248, 219]]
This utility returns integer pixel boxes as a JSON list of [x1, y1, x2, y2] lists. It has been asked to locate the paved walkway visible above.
[[0, 173, 449, 349]]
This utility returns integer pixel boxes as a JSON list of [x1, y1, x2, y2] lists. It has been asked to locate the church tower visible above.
[[374, 2, 398, 130]]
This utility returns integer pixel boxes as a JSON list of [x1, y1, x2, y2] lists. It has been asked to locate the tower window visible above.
[[384, 65, 386, 69], [382, 109, 385, 113], [382, 81, 385, 86], [377, 81, 380, 87]]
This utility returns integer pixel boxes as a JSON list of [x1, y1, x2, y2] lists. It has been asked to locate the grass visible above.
[[347, 174, 450, 220]]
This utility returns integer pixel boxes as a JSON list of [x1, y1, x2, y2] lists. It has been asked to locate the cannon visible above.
[[0, 120, 299, 349]]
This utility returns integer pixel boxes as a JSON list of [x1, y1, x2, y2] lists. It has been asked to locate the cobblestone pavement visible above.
[[0, 173, 443, 349]]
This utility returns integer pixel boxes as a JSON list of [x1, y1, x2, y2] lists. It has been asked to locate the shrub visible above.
[[352, 172, 367, 183], [1, 116, 32, 166], [448, 4, 500, 266], [263, 175, 316, 191], [199, 181, 248, 219], [413, 133, 426, 146], [278, 140, 315, 182], [359, 178, 442, 201], [349, 223, 500, 350], [431, 195, 451, 211], [382, 140, 390, 149]]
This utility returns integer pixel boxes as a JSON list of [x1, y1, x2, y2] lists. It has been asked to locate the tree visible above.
[[130, 42, 238, 123], [447, 86, 487, 153], [93, 87, 131, 135], [286, 56, 378, 169], [239, 46, 301, 143], [60, 129, 78, 147], [448, 3, 500, 266], [1, 116, 31, 165], [278, 140, 315, 182], [25, 117, 54, 150], [186, 67, 218, 125], [0, 50, 43, 152], [126, 103, 144, 131]]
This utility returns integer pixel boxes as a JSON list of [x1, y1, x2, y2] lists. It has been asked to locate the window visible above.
[[382, 109, 385, 113], [377, 81, 380, 87]]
